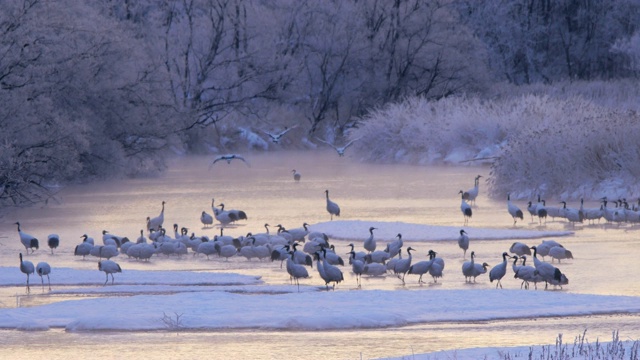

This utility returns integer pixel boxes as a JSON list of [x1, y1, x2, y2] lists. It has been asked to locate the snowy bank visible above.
[[0, 267, 261, 287], [1, 289, 639, 332], [309, 220, 573, 242]]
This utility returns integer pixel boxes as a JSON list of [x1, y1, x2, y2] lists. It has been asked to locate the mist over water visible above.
[[1, 151, 639, 359]]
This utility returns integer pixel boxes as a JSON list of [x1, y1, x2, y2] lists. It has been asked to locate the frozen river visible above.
[[0, 151, 639, 359]]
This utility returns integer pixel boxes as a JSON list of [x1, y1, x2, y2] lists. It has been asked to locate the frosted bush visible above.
[[490, 100, 640, 200], [352, 93, 640, 200], [489, 80, 640, 112], [352, 96, 515, 165]]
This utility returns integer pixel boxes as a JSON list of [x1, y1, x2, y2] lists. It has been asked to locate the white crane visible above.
[[273, 225, 293, 243], [270, 244, 289, 268], [534, 240, 562, 260], [510, 255, 522, 276], [458, 191, 472, 225], [36, 262, 52, 291], [625, 203, 640, 223], [581, 198, 602, 224], [200, 211, 214, 228], [347, 243, 367, 264], [136, 230, 147, 244], [348, 251, 365, 287], [138, 243, 156, 261], [427, 250, 445, 283], [210, 154, 250, 167], [325, 189, 341, 220], [316, 250, 343, 290], [285, 222, 309, 242], [489, 252, 509, 289], [262, 125, 298, 144], [292, 169, 301, 182], [527, 201, 538, 223], [291, 242, 313, 266], [545, 202, 564, 221], [120, 240, 134, 258], [509, 242, 531, 256], [126, 243, 142, 260], [527, 195, 544, 223], [286, 251, 309, 292], [314, 251, 331, 289], [393, 246, 414, 284], [561, 201, 584, 225], [462, 251, 476, 282], [91, 245, 119, 260], [462, 175, 482, 205], [600, 198, 616, 223], [386, 233, 403, 258], [315, 137, 360, 157], [19, 253, 35, 292], [214, 203, 238, 227], [186, 233, 203, 252], [239, 240, 256, 261], [530, 246, 568, 290], [457, 229, 469, 258], [536, 198, 548, 224], [386, 248, 403, 274], [408, 252, 433, 284], [321, 244, 344, 266], [303, 238, 324, 256], [252, 239, 271, 261], [471, 261, 490, 282], [462, 251, 489, 282], [214, 242, 237, 261], [74, 235, 94, 260], [612, 199, 627, 224], [98, 247, 122, 285], [548, 246, 573, 263], [47, 234, 60, 255], [102, 230, 128, 248], [81, 234, 95, 245], [364, 249, 391, 264], [363, 227, 377, 253], [363, 262, 387, 276], [513, 255, 542, 289], [146, 201, 166, 231], [15, 222, 39, 254], [507, 193, 524, 225], [220, 203, 248, 223]]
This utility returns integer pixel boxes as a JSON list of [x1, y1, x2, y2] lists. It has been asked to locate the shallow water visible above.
[[0, 151, 639, 359]]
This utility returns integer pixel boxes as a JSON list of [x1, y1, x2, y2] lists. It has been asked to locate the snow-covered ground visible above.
[[1, 267, 640, 332], [309, 220, 573, 242], [0, 267, 261, 288]]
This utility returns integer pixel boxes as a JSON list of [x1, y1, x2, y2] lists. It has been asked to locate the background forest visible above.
[[2, 0, 640, 206]]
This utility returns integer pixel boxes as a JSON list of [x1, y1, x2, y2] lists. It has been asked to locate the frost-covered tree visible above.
[[266, 0, 490, 138], [459, 0, 640, 83], [144, 0, 285, 150], [0, 0, 175, 206], [611, 31, 640, 77], [360, 0, 489, 101]]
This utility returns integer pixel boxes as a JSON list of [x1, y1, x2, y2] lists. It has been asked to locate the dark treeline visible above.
[[1, 0, 639, 206]]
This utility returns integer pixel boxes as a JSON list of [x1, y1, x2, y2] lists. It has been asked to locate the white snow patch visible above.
[[308, 220, 573, 242], [1, 289, 639, 332], [0, 267, 261, 287]]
